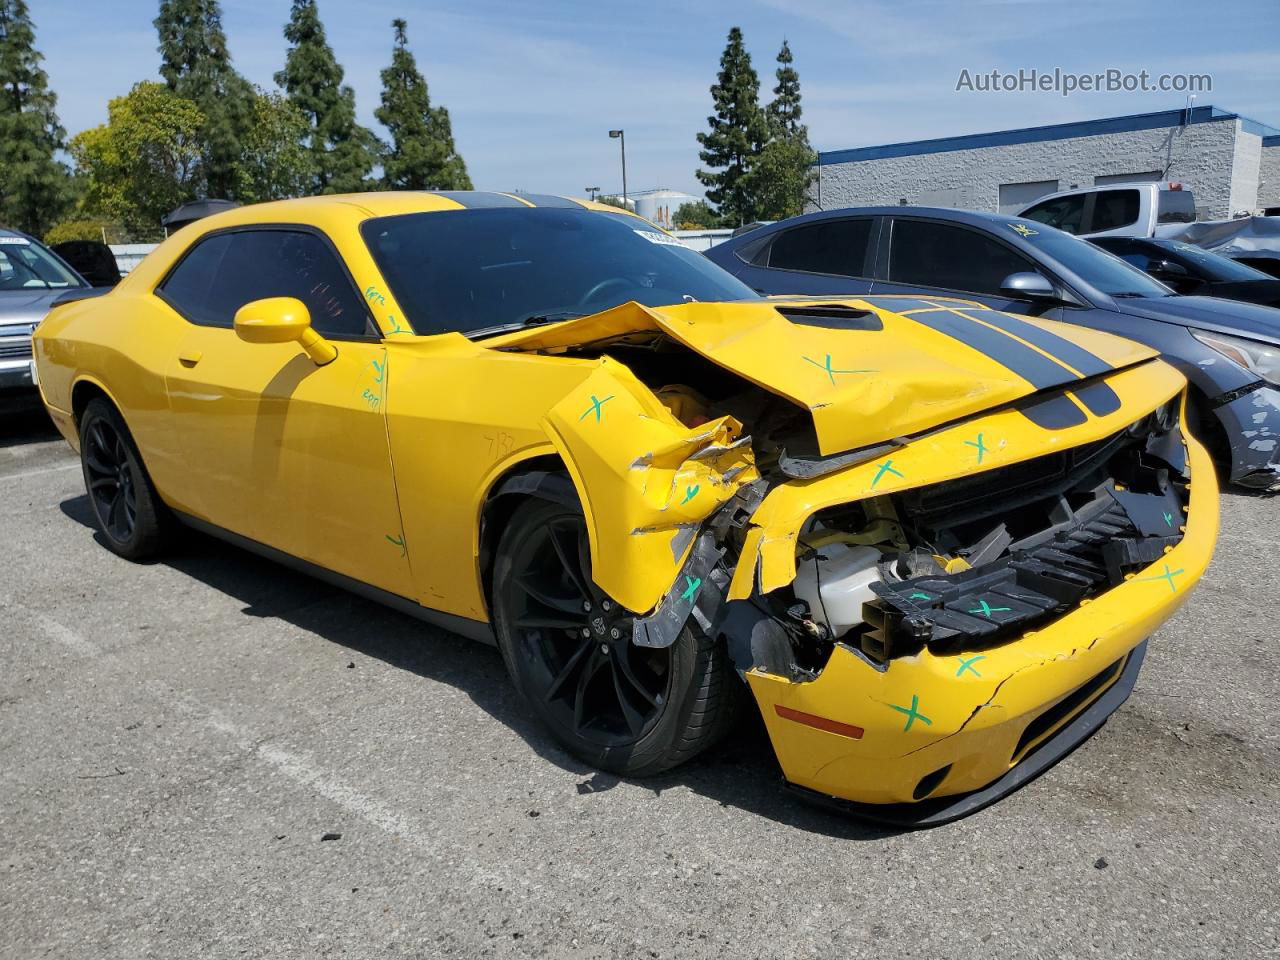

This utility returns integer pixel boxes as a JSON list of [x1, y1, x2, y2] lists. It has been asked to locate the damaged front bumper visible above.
[[734, 391, 1217, 821], [1216, 384, 1280, 492]]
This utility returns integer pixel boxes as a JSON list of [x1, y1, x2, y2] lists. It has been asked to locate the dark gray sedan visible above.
[[0, 227, 89, 391], [705, 207, 1280, 492]]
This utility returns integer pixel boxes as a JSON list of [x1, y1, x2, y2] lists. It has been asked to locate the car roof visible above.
[[732, 205, 1046, 236]]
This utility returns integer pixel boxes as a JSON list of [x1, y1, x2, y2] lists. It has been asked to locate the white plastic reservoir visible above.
[[793, 543, 883, 639]]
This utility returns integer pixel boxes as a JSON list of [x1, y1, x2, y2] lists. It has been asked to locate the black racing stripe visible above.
[[518, 193, 582, 209], [908, 309, 1080, 390], [862, 297, 957, 313], [1069, 380, 1122, 417], [954, 309, 1113, 377], [430, 191, 528, 208], [1019, 393, 1089, 429]]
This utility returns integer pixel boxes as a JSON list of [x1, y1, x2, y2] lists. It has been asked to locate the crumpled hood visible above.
[[488, 295, 1159, 457], [1113, 293, 1280, 346]]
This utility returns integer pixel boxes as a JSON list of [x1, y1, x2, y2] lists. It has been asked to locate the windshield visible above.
[[1159, 240, 1273, 283], [360, 208, 755, 336], [1013, 222, 1174, 298], [0, 236, 82, 291]]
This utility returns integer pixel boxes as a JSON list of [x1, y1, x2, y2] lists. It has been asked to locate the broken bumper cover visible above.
[[1218, 384, 1280, 491], [741, 406, 1218, 821]]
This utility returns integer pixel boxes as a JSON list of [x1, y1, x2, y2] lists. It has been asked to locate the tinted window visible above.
[[1160, 240, 1272, 282], [0, 236, 83, 290], [1157, 190, 1196, 224], [888, 220, 1035, 296], [1091, 238, 1154, 272], [1017, 226, 1172, 298], [1090, 190, 1140, 232], [160, 230, 369, 336], [764, 219, 872, 277], [1021, 195, 1086, 234], [360, 209, 753, 337]]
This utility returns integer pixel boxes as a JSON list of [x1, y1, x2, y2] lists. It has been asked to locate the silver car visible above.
[[0, 227, 89, 390]]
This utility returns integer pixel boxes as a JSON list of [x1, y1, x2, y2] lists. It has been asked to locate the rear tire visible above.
[[78, 398, 173, 561], [492, 496, 741, 777]]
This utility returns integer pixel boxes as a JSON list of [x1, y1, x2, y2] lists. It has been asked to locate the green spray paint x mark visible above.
[[871, 459, 903, 488], [1136, 563, 1185, 592], [680, 484, 699, 505], [579, 394, 614, 423], [680, 576, 701, 603], [386, 534, 406, 557], [802, 354, 875, 385], [909, 591, 932, 601], [888, 695, 932, 732], [956, 655, 986, 678], [968, 599, 1011, 618], [965, 433, 990, 464]]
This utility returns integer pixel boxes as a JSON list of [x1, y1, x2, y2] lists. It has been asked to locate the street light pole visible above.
[[608, 129, 627, 208]]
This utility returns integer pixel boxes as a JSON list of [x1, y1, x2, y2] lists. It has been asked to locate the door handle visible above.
[[178, 349, 203, 367]]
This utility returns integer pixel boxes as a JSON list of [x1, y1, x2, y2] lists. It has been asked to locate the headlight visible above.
[[1192, 331, 1280, 386]]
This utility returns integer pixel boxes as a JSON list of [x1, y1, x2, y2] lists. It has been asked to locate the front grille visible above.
[[0, 338, 33, 360]]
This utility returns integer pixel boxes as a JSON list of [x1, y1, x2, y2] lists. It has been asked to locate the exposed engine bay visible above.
[[517, 328, 1190, 681]]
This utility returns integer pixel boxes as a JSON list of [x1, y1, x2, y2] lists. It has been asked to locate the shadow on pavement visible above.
[[0, 392, 57, 448], [58, 493, 899, 841]]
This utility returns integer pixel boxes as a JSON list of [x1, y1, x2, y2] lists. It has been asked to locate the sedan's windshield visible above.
[[360, 208, 755, 336], [1013, 222, 1174, 299], [0, 237, 82, 291]]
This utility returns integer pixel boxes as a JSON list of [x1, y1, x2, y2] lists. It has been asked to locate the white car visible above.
[[1017, 182, 1198, 239]]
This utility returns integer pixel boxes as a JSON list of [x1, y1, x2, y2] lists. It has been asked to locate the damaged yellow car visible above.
[[33, 192, 1218, 824]]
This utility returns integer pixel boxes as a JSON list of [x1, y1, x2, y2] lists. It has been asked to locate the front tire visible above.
[[78, 398, 172, 561], [492, 497, 740, 777]]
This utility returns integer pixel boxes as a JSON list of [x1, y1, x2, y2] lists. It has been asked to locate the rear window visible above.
[[1157, 190, 1197, 224], [1091, 190, 1141, 232], [762, 219, 873, 277]]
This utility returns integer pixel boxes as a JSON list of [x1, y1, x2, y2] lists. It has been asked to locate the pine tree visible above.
[[375, 18, 471, 190], [0, 0, 70, 235], [274, 0, 378, 194], [752, 39, 816, 220], [766, 39, 803, 139], [154, 0, 254, 199], [695, 27, 769, 226]]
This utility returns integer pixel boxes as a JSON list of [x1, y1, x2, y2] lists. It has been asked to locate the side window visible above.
[[763, 219, 873, 277], [1021, 195, 1086, 234], [160, 230, 371, 337], [1090, 190, 1140, 232], [889, 219, 1037, 296]]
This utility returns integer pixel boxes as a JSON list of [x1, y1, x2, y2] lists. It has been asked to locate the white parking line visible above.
[[0, 462, 79, 483], [1, 598, 103, 657]]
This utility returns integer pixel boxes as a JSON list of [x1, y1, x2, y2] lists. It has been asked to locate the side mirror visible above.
[[999, 271, 1060, 303], [234, 297, 337, 366]]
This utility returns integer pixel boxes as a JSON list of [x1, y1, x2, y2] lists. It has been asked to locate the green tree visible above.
[[695, 27, 769, 226], [766, 39, 803, 138], [0, 0, 70, 235], [69, 82, 204, 236], [154, 0, 255, 199], [275, 0, 379, 194], [233, 90, 315, 203], [375, 18, 470, 190], [672, 200, 721, 229], [750, 40, 816, 220]]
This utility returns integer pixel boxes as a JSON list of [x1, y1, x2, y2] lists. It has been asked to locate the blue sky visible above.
[[34, 0, 1280, 199]]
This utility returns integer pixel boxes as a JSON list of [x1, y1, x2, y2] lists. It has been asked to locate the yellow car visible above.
[[33, 192, 1218, 824]]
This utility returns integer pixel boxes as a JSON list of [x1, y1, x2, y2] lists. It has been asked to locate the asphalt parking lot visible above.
[[2, 394, 1277, 960]]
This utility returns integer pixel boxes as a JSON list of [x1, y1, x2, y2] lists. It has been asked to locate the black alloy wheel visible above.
[[492, 496, 741, 777]]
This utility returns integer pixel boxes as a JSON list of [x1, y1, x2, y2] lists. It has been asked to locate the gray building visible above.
[[812, 105, 1280, 220]]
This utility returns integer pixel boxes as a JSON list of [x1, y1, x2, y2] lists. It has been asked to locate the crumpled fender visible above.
[[541, 357, 759, 614]]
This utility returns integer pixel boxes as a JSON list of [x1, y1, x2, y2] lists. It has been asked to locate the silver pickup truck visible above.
[[0, 227, 90, 390]]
